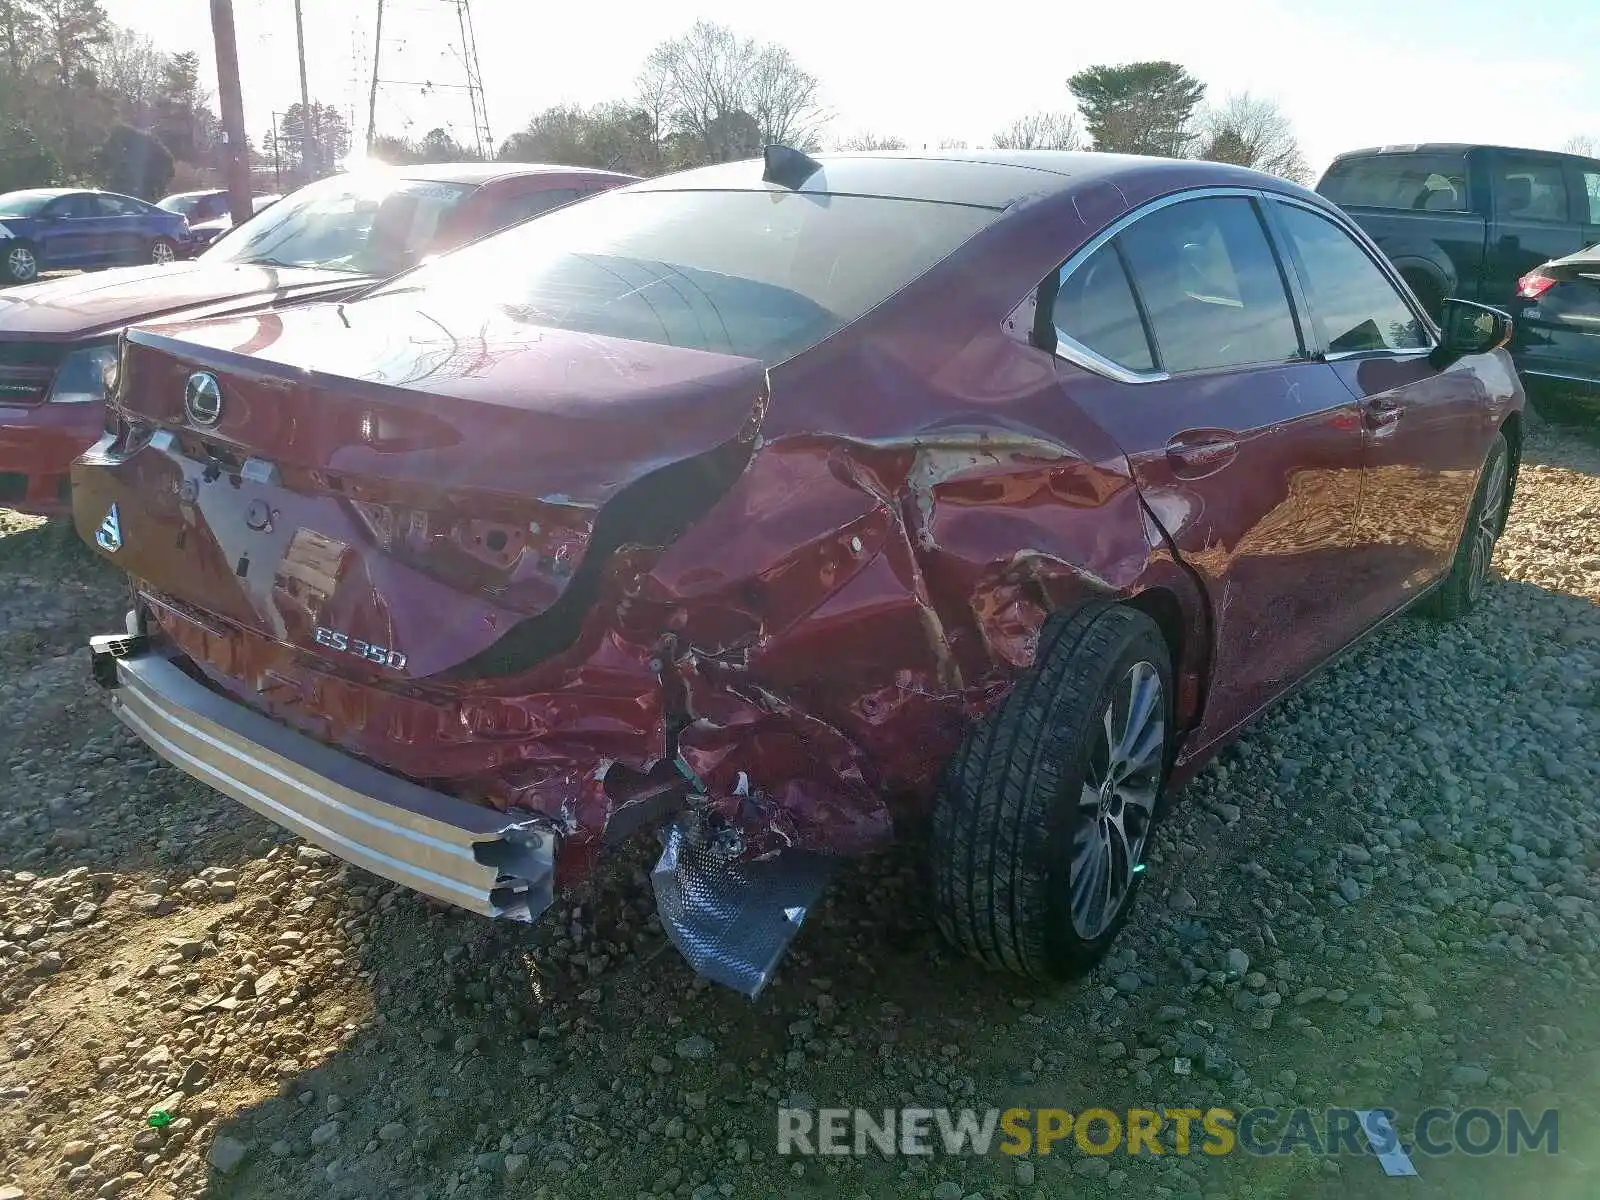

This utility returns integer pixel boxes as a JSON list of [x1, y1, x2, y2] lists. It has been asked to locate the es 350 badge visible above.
[[313, 626, 407, 671]]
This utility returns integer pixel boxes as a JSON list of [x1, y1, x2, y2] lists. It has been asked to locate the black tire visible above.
[[2, 240, 40, 284], [149, 237, 178, 265], [1424, 431, 1511, 621], [931, 604, 1174, 981]]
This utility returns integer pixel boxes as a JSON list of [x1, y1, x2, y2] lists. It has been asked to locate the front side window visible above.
[[1117, 196, 1302, 373], [1274, 203, 1429, 354], [1495, 159, 1568, 223], [45, 195, 94, 220], [1319, 153, 1471, 212], [1052, 243, 1154, 372], [205, 174, 477, 275], [367, 188, 999, 364]]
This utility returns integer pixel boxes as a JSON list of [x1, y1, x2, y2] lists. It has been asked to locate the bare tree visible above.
[[1564, 134, 1597, 157], [98, 25, 163, 124], [639, 20, 828, 166], [1197, 93, 1308, 182], [992, 111, 1082, 150], [836, 130, 906, 151]]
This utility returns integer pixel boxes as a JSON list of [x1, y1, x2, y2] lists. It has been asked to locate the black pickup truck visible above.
[[1316, 143, 1600, 316]]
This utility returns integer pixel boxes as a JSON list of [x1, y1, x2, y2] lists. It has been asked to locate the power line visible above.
[[364, 0, 492, 157]]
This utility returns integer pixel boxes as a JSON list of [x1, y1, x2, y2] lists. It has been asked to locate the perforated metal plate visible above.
[[651, 818, 834, 997]]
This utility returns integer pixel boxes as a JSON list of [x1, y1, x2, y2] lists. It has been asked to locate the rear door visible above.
[[1483, 150, 1586, 308], [1266, 196, 1488, 627], [93, 194, 150, 263], [1048, 191, 1367, 747]]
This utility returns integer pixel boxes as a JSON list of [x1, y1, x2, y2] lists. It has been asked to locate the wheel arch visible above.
[[1123, 574, 1210, 742]]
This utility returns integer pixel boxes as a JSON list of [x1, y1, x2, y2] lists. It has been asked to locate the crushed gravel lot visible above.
[[0, 423, 1595, 1200]]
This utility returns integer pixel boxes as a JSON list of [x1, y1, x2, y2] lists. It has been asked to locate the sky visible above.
[[102, 0, 1600, 178]]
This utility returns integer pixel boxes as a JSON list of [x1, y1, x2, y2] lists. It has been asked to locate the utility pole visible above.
[[269, 113, 283, 190], [209, 0, 253, 225], [365, 0, 385, 152], [293, 0, 317, 176]]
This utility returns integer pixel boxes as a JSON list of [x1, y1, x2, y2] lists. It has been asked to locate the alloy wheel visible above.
[[1070, 659, 1165, 939], [151, 242, 176, 265], [7, 246, 36, 282], [1467, 449, 1508, 603]]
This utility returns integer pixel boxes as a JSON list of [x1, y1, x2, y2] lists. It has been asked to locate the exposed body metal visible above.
[[105, 646, 555, 921]]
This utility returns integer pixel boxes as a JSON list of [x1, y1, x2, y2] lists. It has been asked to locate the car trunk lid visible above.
[[75, 295, 769, 680]]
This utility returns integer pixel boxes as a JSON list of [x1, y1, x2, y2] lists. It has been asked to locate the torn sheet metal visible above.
[[650, 816, 835, 997]]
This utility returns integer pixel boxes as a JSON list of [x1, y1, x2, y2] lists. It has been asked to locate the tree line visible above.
[[0, 7, 1307, 203], [468, 32, 1311, 184]]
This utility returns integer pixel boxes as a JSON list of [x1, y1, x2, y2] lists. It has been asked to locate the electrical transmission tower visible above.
[[365, 0, 493, 158]]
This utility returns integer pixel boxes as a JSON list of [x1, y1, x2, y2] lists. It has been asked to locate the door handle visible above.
[[1361, 396, 1403, 429], [1165, 431, 1239, 477]]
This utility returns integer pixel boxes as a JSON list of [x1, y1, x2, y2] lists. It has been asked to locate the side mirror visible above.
[[1430, 298, 1512, 368]]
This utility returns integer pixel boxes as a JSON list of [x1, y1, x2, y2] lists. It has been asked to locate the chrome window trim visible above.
[[1043, 185, 1314, 384]]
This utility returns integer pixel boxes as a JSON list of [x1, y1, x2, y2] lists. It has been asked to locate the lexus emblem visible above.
[[183, 371, 222, 426]]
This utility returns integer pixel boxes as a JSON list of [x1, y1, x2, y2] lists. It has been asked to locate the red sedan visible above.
[[0, 163, 634, 514], [73, 148, 1521, 994]]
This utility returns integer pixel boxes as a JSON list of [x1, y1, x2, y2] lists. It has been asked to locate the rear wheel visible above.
[[931, 604, 1174, 981], [1425, 432, 1511, 620], [149, 237, 178, 265], [3, 241, 39, 284]]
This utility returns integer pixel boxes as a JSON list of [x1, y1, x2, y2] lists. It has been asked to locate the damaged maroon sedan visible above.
[[73, 148, 1523, 995]]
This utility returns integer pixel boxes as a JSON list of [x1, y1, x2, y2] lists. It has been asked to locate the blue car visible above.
[[0, 188, 192, 284]]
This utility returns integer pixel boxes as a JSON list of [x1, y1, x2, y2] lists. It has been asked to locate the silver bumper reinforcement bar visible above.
[[98, 647, 556, 922]]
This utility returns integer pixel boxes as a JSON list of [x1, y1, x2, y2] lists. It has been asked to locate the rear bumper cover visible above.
[[93, 634, 556, 922]]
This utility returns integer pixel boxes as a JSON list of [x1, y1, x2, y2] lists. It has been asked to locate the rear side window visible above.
[[1274, 203, 1429, 354], [1495, 158, 1568, 223], [374, 189, 1000, 364], [1052, 244, 1154, 372], [1117, 196, 1302, 374], [1319, 153, 1471, 212], [94, 195, 143, 217], [485, 188, 586, 232]]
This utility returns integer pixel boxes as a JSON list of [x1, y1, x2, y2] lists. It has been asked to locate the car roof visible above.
[[1329, 142, 1600, 166], [627, 148, 1301, 210], [0, 187, 80, 200], [162, 189, 227, 200], [380, 161, 639, 186]]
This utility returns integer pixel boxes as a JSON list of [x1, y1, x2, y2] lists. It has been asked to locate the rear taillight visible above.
[[1517, 272, 1557, 299]]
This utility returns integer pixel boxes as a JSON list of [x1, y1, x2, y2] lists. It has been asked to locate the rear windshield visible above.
[[369, 188, 999, 363], [1318, 153, 1472, 213]]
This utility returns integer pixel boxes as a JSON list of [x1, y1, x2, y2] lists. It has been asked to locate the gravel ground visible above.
[[0, 423, 1595, 1200]]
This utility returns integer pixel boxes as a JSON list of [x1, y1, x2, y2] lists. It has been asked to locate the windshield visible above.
[[203, 174, 475, 275], [0, 191, 62, 219], [369, 188, 998, 363], [158, 194, 204, 216]]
